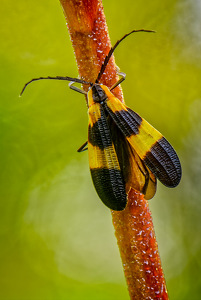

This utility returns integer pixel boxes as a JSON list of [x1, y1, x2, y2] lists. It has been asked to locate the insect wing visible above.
[[88, 102, 127, 210], [102, 87, 181, 188], [108, 119, 157, 200]]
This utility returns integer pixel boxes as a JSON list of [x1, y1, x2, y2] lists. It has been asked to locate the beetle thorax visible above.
[[92, 84, 107, 103]]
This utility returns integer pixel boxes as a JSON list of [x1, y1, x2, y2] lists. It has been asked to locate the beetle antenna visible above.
[[20, 76, 91, 96], [96, 29, 155, 83]]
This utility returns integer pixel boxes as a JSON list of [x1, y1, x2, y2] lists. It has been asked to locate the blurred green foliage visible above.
[[1, 0, 201, 299]]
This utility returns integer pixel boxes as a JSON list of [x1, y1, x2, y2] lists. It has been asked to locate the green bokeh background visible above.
[[1, 0, 201, 299]]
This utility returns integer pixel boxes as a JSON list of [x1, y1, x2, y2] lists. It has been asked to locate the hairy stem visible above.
[[59, 0, 168, 298]]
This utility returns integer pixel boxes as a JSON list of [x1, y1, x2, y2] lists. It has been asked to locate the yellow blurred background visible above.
[[0, 0, 201, 299]]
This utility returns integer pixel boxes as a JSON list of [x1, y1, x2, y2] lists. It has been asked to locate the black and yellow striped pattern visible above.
[[88, 101, 127, 210], [19, 30, 181, 211], [102, 85, 181, 187], [87, 84, 181, 210]]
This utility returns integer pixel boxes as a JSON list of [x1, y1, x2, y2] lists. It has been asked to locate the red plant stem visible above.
[[59, 0, 122, 99], [59, 0, 169, 299], [112, 190, 168, 299]]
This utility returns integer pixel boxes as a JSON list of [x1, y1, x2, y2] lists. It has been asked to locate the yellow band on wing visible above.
[[88, 142, 121, 170], [128, 119, 163, 159]]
